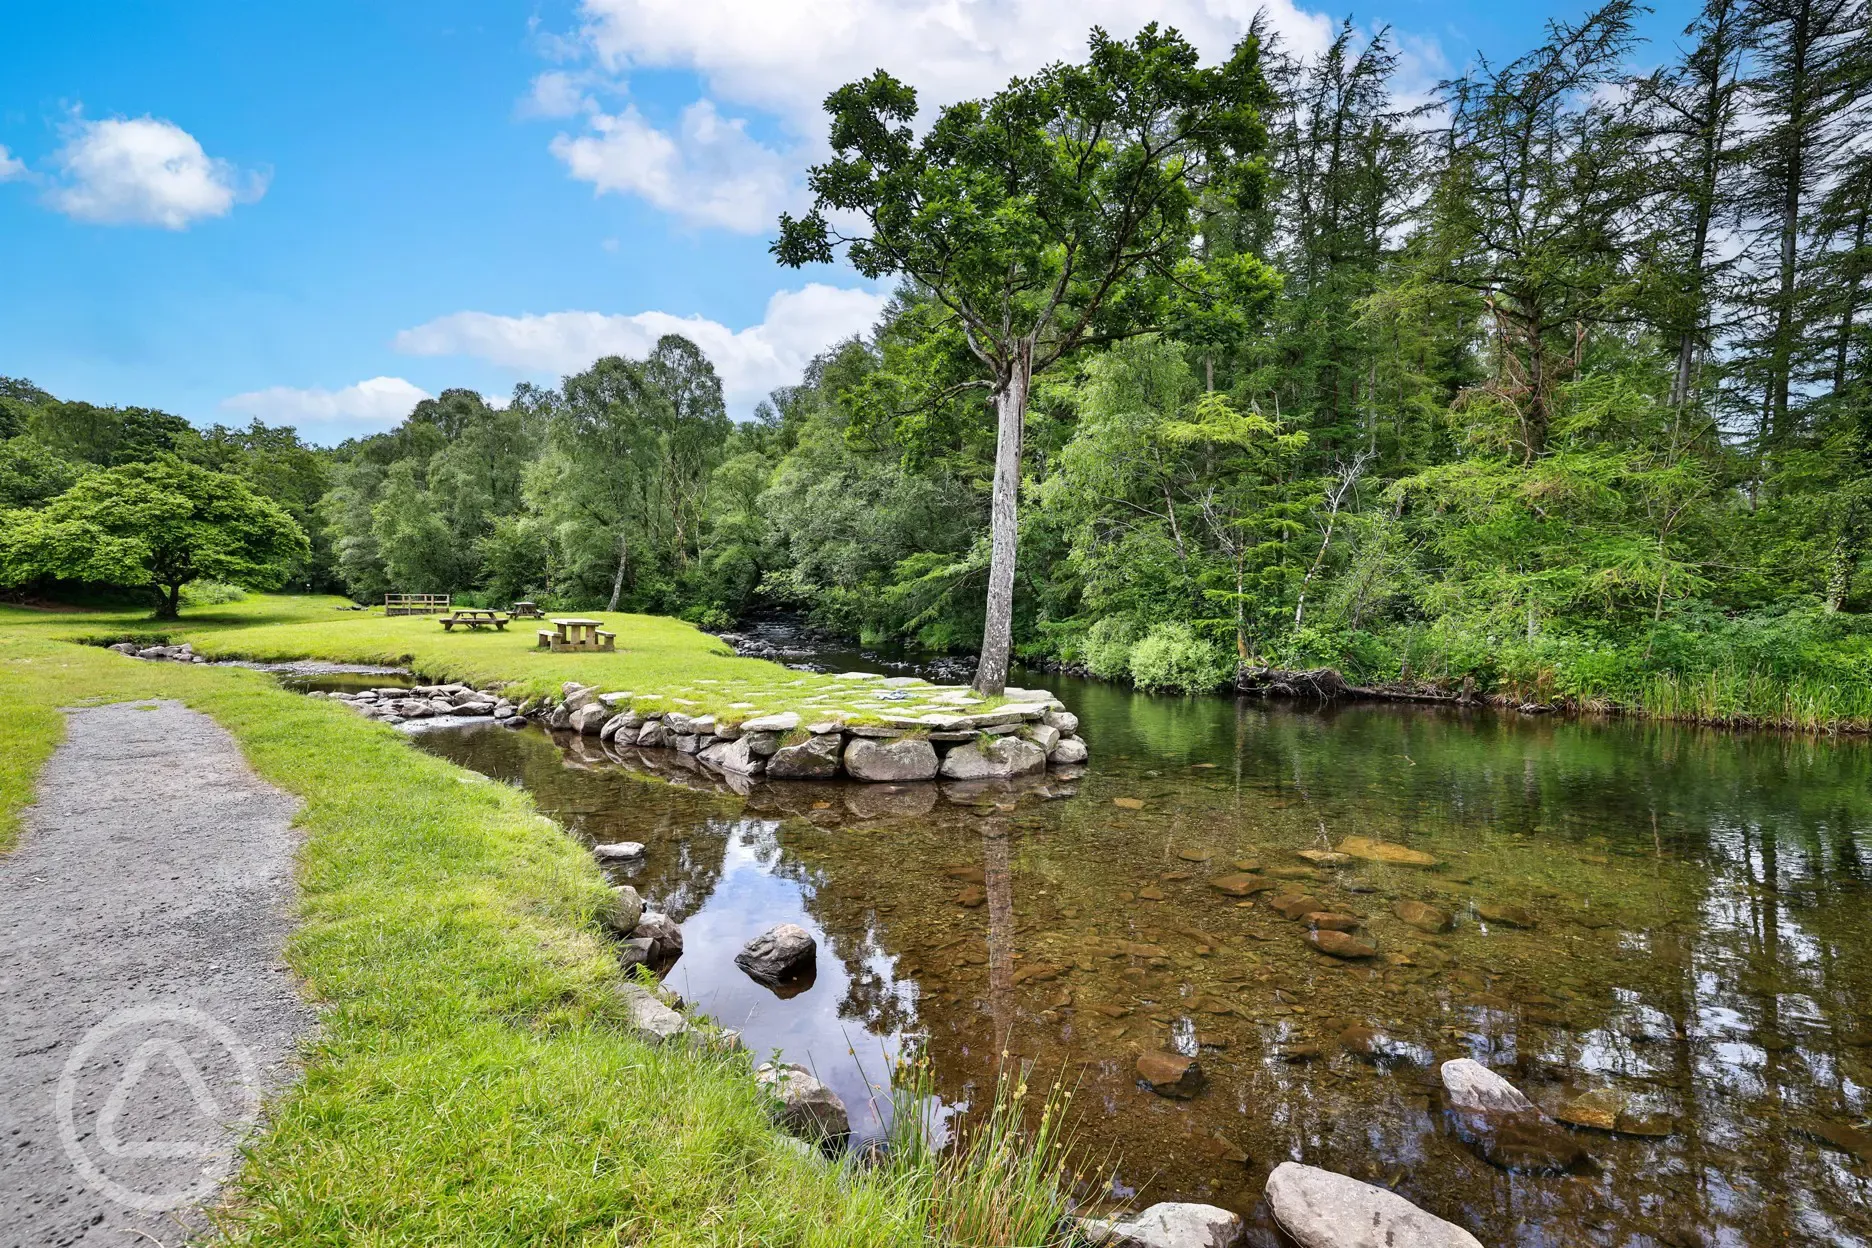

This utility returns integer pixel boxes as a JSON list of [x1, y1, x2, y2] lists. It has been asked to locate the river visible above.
[[380, 643, 1872, 1247]]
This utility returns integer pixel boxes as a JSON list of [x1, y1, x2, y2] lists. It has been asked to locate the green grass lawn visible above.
[[0, 594, 1013, 726], [0, 607, 1067, 1245]]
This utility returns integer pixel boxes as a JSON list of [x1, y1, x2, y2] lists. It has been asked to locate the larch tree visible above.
[[774, 24, 1281, 695]]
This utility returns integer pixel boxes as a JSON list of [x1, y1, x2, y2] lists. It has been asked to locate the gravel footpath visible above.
[[0, 701, 310, 1247]]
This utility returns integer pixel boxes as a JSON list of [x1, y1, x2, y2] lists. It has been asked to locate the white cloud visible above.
[[549, 99, 793, 231], [220, 377, 430, 428], [46, 116, 264, 229], [522, 70, 593, 118], [537, 0, 1339, 232], [0, 145, 26, 181], [393, 282, 890, 412]]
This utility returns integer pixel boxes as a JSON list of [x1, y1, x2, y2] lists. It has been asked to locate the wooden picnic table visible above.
[[439, 609, 509, 632], [538, 617, 615, 652], [510, 601, 544, 619]]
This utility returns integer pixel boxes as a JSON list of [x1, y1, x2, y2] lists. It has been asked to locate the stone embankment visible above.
[[323, 676, 1091, 784]]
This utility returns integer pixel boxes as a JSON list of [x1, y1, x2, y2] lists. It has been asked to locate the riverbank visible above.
[[0, 624, 999, 1243]]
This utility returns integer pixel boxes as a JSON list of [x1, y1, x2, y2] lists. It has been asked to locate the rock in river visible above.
[[1137, 1050, 1205, 1098], [1051, 736, 1089, 764], [939, 736, 1047, 780], [1474, 902, 1536, 928], [1209, 873, 1272, 897], [604, 884, 644, 934], [1441, 1057, 1590, 1172], [1336, 836, 1441, 867], [1306, 930, 1379, 959], [1265, 1162, 1484, 1248], [593, 841, 647, 866], [765, 732, 842, 779], [843, 736, 939, 782], [1076, 1202, 1244, 1248], [1394, 900, 1454, 933], [755, 1063, 851, 1146], [617, 982, 686, 1044], [631, 912, 684, 961], [736, 923, 817, 987]]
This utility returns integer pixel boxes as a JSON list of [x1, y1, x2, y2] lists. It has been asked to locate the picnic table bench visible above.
[[439, 609, 509, 632], [510, 601, 545, 619], [537, 617, 615, 652]]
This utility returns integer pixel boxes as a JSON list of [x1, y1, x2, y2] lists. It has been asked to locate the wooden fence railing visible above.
[[384, 593, 452, 616]]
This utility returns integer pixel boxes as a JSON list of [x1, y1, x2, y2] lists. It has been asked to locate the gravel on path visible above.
[[0, 700, 311, 1247]]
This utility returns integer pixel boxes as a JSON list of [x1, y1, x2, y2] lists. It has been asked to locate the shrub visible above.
[[179, 579, 248, 606], [1083, 614, 1143, 680], [1128, 621, 1231, 693]]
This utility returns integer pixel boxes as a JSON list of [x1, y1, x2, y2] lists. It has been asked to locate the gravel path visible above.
[[0, 701, 310, 1247]]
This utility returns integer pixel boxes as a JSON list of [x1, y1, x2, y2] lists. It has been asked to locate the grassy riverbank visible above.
[[0, 617, 1068, 1244], [0, 595, 1017, 726]]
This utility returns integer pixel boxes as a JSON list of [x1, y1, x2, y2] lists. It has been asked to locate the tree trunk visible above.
[[606, 528, 630, 613], [153, 582, 183, 620], [973, 348, 1030, 697]]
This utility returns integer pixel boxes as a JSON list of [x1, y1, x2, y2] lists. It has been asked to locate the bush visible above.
[[179, 579, 248, 606], [1083, 614, 1143, 680], [1128, 621, 1231, 693]]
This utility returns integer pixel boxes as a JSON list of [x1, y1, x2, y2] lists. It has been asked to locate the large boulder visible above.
[[766, 733, 843, 779], [616, 982, 686, 1044], [600, 710, 643, 742], [1043, 709, 1080, 735], [1021, 722, 1061, 754], [938, 736, 1047, 780], [755, 1063, 850, 1145], [741, 712, 801, 733], [843, 736, 939, 782], [1264, 1163, 1483, 1248], [570, 703, 612, 735], [1078, 1203, 1244, 1248], [735, 923, 817, 987], [1051, 737, 1089, 764], [636, 719, 668, 748], [1441, 1057, 1590, 1172], [699, 737, 765, 775]]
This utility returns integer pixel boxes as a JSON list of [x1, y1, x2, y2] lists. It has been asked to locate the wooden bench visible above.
[[439, 610, 509, 632]]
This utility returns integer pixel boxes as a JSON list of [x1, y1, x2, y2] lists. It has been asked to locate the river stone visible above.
[[1136, 1050, 1204, 1098], [604, 884, 644, 933], [699, 736, 765, 775], [1209, 873, 1272, 897], [1337, 1026, 1428, 1065], [1265, 1162, 1484, 1248], [735, 923, 817, 985], [1553, 1088, 1674, 1137], [1051, 736, 1089, 764], [1337, 836, 1441, 867], [636, 719, 669, 748], [755, 1063, 851, 1145], [939, 736, 1047, 780], [742, 730, 784, 756], [1394, 900, 1454, 933], [1021, 722, 1061, 754], [1043, 709, 1080, 734], [1442, 1058, 1589, 1172], [631, 912, 684, 960], [617, 982, 686, 1043], [570, 703, 612, 735], [593, 841, 647, 865], [844, 736, 939, 782], [1307, 930, 1379, 959], [564, 685, 600, 712], [1272, 893, 1326, 919], [672, 733, 701, 754], [1076, 1202, 1244, 1248], [766, 733, 844, 779], [1295, 848, 1353, 867], [664, 712, 697, 733], [742, 712, 800, 733], [1475, 903, 1536, 928], [616, 936, 654, 971], [1303, 911, 1363, 932]]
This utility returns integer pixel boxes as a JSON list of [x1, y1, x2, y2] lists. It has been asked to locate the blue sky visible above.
[[1, 0, 1696, 443]]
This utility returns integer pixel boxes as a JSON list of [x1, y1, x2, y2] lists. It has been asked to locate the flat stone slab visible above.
[[0, 701, 311, 1245], [1265, 1162, 1484, 1248]]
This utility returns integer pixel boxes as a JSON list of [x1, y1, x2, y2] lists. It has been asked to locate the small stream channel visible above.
[[289, 635, 1872, 1246]]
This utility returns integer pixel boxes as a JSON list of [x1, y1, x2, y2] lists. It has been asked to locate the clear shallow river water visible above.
[[389, 654, 1872, 1247]]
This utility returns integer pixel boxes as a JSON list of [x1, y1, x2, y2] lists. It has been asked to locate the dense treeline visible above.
[[6, 0, 1872, 723]]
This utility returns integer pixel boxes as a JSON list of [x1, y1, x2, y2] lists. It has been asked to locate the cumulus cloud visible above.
[[575, 0, 1336, 125], [46, 116, 264, 228], [220, 377, 430, 428], [0, 145, 26, 181], [521, 70, 593, 118], [549, 99, 793, 231], [394, 283, 890, 413], [536, 0, 1338, 232]]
